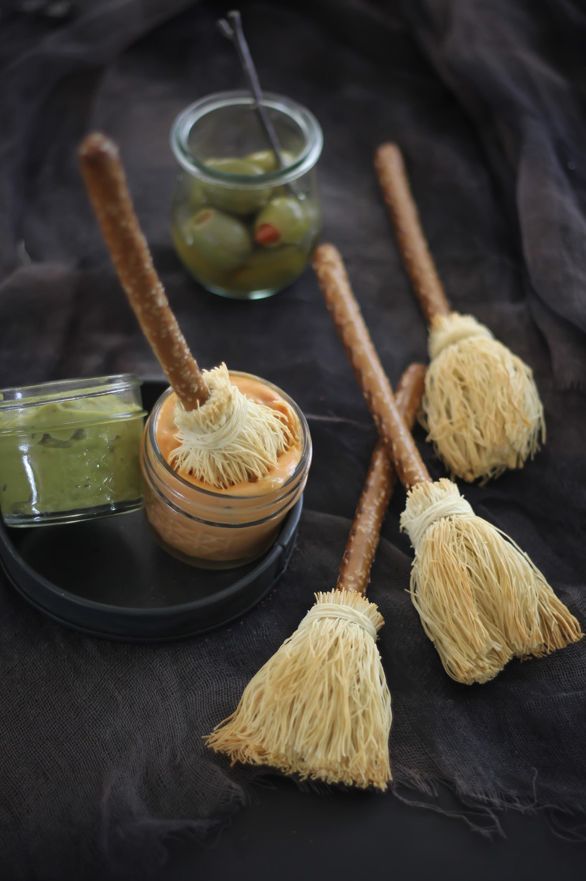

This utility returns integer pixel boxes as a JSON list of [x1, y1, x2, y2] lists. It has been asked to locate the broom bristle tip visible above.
[[402, 479, 581, 684], [171, 363, 295, 488], [206, 589, 392, 790]]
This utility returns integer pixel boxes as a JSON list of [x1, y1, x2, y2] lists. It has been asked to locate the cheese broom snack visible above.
[[375, 143, 545, 483], [207, 363, 426, 789], [78, 133, 295, 491]]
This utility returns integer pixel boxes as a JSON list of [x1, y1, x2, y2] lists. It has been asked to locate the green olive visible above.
[[205, 157, 262, 176], [202, 158, 271, 215], [254, 196, 318, 248], [172, 224, 232, 290], [175, 208, 252, 273], [227, 245, 310, 293], [244, 149, 296, 172], [186, 176, 207, 209]]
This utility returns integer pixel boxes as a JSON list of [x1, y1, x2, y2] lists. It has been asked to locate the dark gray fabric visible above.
[[0, 1, 585, 878], [401, 0, 586, 389]]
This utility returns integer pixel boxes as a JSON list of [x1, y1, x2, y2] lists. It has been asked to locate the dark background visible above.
[[0, 1, 585, 879]]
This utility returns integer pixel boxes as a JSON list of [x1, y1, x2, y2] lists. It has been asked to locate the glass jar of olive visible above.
[[170, 91, 323, 300]]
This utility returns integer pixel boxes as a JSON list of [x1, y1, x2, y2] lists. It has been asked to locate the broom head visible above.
[[401, 478, 582, 684], [206, 589, 392, 790]]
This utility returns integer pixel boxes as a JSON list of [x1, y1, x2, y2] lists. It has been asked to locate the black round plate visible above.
[[0, 381, 302, 642]]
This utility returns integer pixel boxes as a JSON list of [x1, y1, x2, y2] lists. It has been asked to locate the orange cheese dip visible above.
[[141, 374, 308, 569], [156, 374, 301, 494]]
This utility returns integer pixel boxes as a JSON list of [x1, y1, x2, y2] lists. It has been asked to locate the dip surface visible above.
[[0, 392, 144, 522]]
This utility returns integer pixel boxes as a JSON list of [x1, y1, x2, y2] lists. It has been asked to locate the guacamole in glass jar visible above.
[[0, 375, 145, 526]]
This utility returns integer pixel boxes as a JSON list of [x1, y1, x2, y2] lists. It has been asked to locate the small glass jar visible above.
[[0, 375, 145, 527], [170, 90, 323, 300], [141, 372, 311, 569]]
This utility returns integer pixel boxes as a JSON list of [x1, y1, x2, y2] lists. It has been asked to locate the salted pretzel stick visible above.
[[79, 133, 208, 410], [374, 143, 450, 324], [336, 363, 426, 594], [313, 244, 429, 488]]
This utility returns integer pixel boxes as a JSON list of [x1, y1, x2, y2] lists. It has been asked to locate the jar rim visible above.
[[0, 374, 141, 411], [170, 90, 323, 188], [148, 371, 311, 502]]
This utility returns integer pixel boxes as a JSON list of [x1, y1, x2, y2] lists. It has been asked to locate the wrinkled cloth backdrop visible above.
[[0, 1, 585, 879]]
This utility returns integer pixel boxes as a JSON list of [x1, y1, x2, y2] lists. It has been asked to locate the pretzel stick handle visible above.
[[375, 143, 451, 324], [313, 244, 430, 488], [336, 363, 426, 595], [79, 133, 209, 410]]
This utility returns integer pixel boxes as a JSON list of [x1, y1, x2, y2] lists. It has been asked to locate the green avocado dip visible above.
[[0, 376, 145, 526]]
